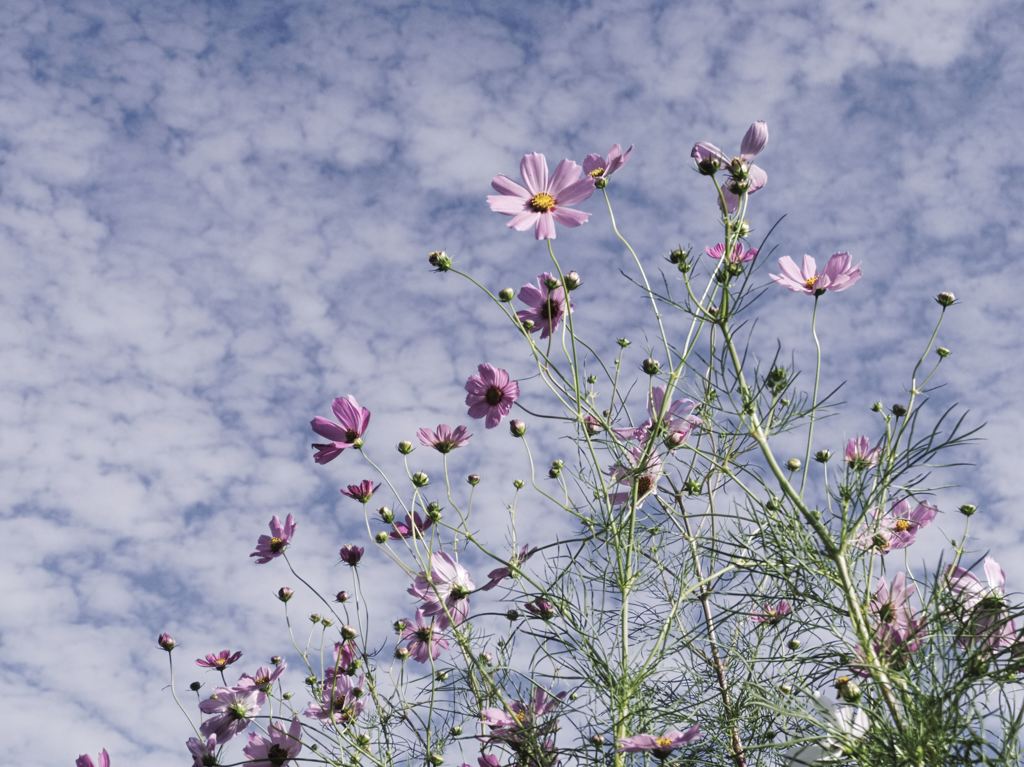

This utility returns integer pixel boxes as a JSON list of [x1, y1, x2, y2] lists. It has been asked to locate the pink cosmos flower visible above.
[[948, 556, 1017, 651], [845, 436, 881, 471], [582, 143, 634, 180], [461, 755, 501, 767], [517, 272, 570, 339], [339, 544, 364, 566], [481, 687, 566, 748], [242, 717, 302, 767], [618, 726, 702, 758], [237, 662, 287, 693], [417, 423, 472, 453], [752, 600, 792, 625], [769, 253, 862, 295], [400, 607, 451, 662], [608, 445, 664, 508], [250, 514, 297, 564], [465, 364, 520, 429], [691, 121, 768, 211], [408, 551, 476, 629], [481, 544, 536, 591], [325, 641, 358, 680], [487, 153, 596, 240], [389, 511, 433, 540], [196, 649, 243, 670], [199, 686, 265, 742], [705, 242, 758, 263], [858, 499, 938, 553], [524, 597, 557, 620], [304, 673, 366, 725], [871, 572, 917, 633], [311, 395, 371, 464], [75, 750, 110, 767], [186, 734, 217, 767], [852, 572, 925, 674], [340, 480, 379, 504]]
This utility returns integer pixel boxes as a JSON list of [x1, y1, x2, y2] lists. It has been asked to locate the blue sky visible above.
[[2, 0, 1023, 763]]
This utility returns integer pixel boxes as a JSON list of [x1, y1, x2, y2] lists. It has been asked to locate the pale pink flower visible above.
[[237, 662, 287, 693], [481, 687, 565, 748], [608, 445, 664, 508], [618, 726, 702, 758], [186, 734, 217, 767], [851, 572, 925, 674], [948, 556, 1018, 651], [582, 143, 634, 180], [691, 121, 768, 211], [845, 436, 881, 470], [465, 364, 520, 428], [517, 272, 570, 339], [770, 253, 862, 295], [417, 424, 472, 453], [400, 608, 450, 662], [409, 551, 475, 629], [75, 750, 110, 767], [704, 242, 758, 263], [389, 511, 433, 541], [481, 544, 536, 591], [242, 717, 302, 766], [304, 673, 366, 725], [310, 395, 371, 464], [199, 686, 265, 742], [858, 499, 938, 552], [250, 514, 297, 564], [487, 153, 596, 240]]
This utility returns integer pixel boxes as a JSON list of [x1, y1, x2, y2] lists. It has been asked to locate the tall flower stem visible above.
[[800, 295, 822, 494]]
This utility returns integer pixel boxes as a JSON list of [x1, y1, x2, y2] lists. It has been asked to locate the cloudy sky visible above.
[[2, 0, 1022, 764]]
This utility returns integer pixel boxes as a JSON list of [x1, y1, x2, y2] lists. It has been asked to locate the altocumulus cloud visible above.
[[0, 0, 1021, 763]]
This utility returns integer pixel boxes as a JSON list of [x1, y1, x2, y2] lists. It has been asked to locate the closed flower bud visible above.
[[936, 346, 951, 358], [427, 753, 444, 766], [480, 652, 494, 665], [564, 271, 582, 290], [683, 479, 701, 494], [513, 479, 525, 490], [435, 670, 449, 681], [378, 505, 394, 523], [393, 619, 407, 634], [426, 502, 443, 522], [668, 246, 689, 265], [374, 531, 388, 544], [336, 590, 349, 603], [786, 458, 801, 471], [617, 337, 631, 348], [788, 639, 801, 650], [891, 403, 907, 417], [467, 473, 480, 486], [835, 676, 861, 702], [427, 250, 451, 271], [509, 419, 527, 437], [271, 655, 282, 665], [765, 497, 782, 511], [277, 587, 294, 603], [586, 374, 597, 384], [733, 220, 751, 238], [395, 646, 410, 660], [591, 734, 606, 746], [397, 440, 414, 455], [779, 683, 793, 694], [544, 275, 561, 290], [189, 681, 202, 692], [641, 357, 660, 375], [305, 675, 317, 686], [451, 725, 463, 736], [309, 613, 321, 624], [341, 625, 358, 640], [411, 471, 430, 487], [321, 618, 334, 628], [158, 632, 176, 651], [282, 691, 293, 700], [814, 449, 832, 463], [521, 319, 535, 331], [595, 176, 608, 189], [935, 291, 957, 307], [506, 609, 521, 621], [498, 287, 515, 302], [959, 503, 977, 517]]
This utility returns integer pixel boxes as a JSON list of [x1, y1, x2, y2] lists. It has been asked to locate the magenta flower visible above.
[[250, 514, 297, 564], [243, 717, 302, 767], [339, 544, 364, 566], [691, 121, 768, 211], [481, 687, 566, 747], [582, 143, 634, 180], [158, 632, 176, 651], [237, 662, 286, 693], [524, 597, 556, 620], [705, 242, 758, 263], [417, 423, 473, 453], [948, 556, 1017, 651], [752, 600, 792, 625], [769, 252, 862, 295], [311, 395, 371, 464], [186, 734, 217, 767], [325, 641, 358, 679], [481, 544, 536, 591], [517, 272, 570, 339], [340, 480, 379, 504], [75, 750, 110, 767], [465, 364, 520, 429], [304, 673, 366, 725], [618, 726, 702, 758], [845, 436, 881, 471], [389, 511, 434, 540], [859, 499, 938, 553], [199, 686, 265, 742], [400, 608, 451, 662], [196, 649, 243, 670], [408, 551, 475, 629], [487, 153, 596, 240]]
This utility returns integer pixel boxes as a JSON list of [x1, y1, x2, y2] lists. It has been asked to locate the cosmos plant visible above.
[[68, 121, 1022, 767]]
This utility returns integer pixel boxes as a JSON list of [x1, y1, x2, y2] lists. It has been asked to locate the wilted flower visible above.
[[400, 608, 451, 662], [417, 424, 472, 453], [409, 551, 475, 629], [752, 600, 792, 625], [617, 726, 702, 758], [481, 544, 536, 591], [770, 253, 862, 295], [844, 436, 881, 470], [705, 242, 758, 263], [517, 272, 570, 339], [242, 717, 302, 766], [583, 143, 633, 180], [186, 734, 217, 767], [75, 750, 110, 767], [858, 499, 938, 553], [339, 544, 365, 566], [465, 364, 520, 429], [250, 514, 297, 564], [389, 511, 433, 540], [948, 556, 1017, 651], [196, 650, 243, 670], [524, 597, 557, 620], [691, 121, 768, 211], [487, 153, 596, 240], [340, 480, 379, 504], [199, 686, 265, 742], [310, 395, 371, 464]]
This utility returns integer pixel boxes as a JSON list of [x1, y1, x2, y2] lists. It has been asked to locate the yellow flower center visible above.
[[588, 167, 606, 177], [803, 275, 819, 290], [269, 536, 285, 551], [655, 737, 673, 749], [894, 518, 912, 532], [529, 192, 556, 212]]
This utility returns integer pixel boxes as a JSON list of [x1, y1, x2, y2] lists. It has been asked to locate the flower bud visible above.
[[480, 652, 494, 665], [498, 287, 515, 302], [617, 337, 631, 348], [591, 734, 606, 746], [277, 587, 294, 603], [411, 471, 430, 487], [641, 357, 660, 375], [271, 655, 282, 665], [309, 613, 321, 624], [664, 431, 686, 450], [785, 458, 801, 472], [683, 479, 701, 495], [788, 639, 801, 650], [427, 752, 444, 766], [513, 479, 525, 490], [814, 449, 832, 463], [548, 462, 562, 479], [282, 691, 293, 700], [509, 419, 527, 437], [435, 670, 449, 681], [765, 497, 781, 511], [544, 275, 561, 290], [393, 619, 407, 634], [935, 291, 957, 308], [668, 247, 689, 265], [378, 505, 394, 523], [397, 440, 413, 455], [467, 473, 480, 486], [959, 503, 977, 517], [891, 403, 907, 417], [395, 646, 410, 660], [339, 544, 364, 566], [564, 271, 582, 290], [779, 683, 793, 694], [936, 346, 951, 358], [696, 156, 719, 176], [305, 674, 317, 686], [341, 625, 358, 640], [595, 176, 608, 189], [336, 590, 349, 603], [427, 250, 451, 271], [189, 681, 202, 692], [835, 676, 861, 703], [158, 632, 176, 652], [321, 618, 334, 628], [521, 319, 535, 331], [451, 725, 463, 737], [733, 220, 751, 238], [374, 531, 388, 544], [506, 609, 521, 621], [426, 502, 443, 523]]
